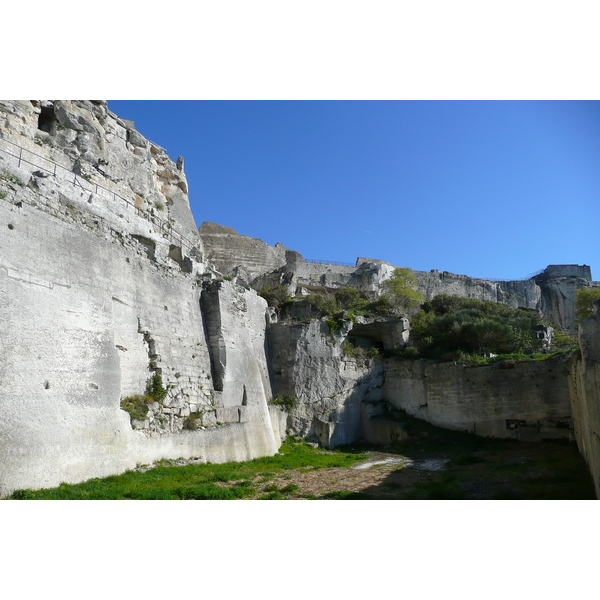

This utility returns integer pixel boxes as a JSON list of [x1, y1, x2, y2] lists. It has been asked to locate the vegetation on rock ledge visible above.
[[575, 287, 600, 321], [120, 372, 169, 422], [398, 295, 550, 362]]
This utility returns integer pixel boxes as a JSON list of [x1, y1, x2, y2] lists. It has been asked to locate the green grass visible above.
[[7, 417, 596, 500], [7, 439, 369, 500]]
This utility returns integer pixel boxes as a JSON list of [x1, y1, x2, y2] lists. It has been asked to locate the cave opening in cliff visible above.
[[38, 104, 57, 133]]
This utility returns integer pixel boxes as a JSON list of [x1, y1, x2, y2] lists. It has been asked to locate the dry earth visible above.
[[220, 439, 596, 500]]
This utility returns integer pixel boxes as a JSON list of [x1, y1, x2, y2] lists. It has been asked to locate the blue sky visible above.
[[108, 101, 600, 281]]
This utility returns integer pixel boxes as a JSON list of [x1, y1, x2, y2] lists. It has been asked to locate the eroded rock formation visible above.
[[0, 101, 282, 496], [199, 223, 597, 332], [1, 100, 599, 498]]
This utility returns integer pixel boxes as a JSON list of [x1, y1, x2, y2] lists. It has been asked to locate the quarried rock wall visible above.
[[0, 192, 282, 496], [569, 301, 600, 498], [268, 319, 384, 447], [0, 101, 282, 496], [383, 356, 573, 440], [199, 221, 286, 282]]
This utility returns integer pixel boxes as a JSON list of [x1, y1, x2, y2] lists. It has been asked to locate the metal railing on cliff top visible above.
[[0, 137, 199, 255], [305, 258, 355, 267]]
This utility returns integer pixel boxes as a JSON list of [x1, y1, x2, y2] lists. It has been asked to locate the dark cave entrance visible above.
[[38, 104, 57, 133]]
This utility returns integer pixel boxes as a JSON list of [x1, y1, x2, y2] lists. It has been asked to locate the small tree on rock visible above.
[[380, 267, 423, 315], [575, 287, 600, 321]]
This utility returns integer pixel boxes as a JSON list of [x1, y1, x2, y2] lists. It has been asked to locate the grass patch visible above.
[[8, 439, 369, 500], [7, 417, 595, 501]]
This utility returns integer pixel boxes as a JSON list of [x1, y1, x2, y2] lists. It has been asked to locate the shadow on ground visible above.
[[332, 416, 595, 500]]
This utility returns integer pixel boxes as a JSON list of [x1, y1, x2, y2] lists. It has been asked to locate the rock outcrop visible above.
[[0, 101, 282, 496], [199, 221, 287, 283], [569, 299, 600, 497], [1, 100, 599, 498], [267, 318, 385, 446], [199, 224, 596, 332]]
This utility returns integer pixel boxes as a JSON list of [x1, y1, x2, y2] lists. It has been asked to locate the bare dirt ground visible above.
[[259, 452, 441, 498], [232, 438, 596, 500]]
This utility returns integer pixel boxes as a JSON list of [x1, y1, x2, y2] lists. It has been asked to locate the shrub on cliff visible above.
[[258, 284, 291, 310], [146, 372, 168, 402], [334, 287, 362, 309], [575, 287, 600, 321], [269, 395, 298, 411], [120, 394, 152, 421], [379, 268, 423, 316], [408, 295, 546, 360], [121, 372, 168, 423], [306, 292, 339, 316]]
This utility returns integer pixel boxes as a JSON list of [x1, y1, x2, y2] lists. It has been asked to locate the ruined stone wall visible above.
[[383, 356, 573, 440], [543, 265, 592, 280], [199, 221, 286, 282]]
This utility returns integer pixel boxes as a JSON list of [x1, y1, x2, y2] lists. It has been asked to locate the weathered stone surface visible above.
[[199, 221, 287, 281], [1, 100, 599, 498], [0, 101, 281, 496], [0, 100, 202, 259], [383, 356, 573, 440], [570, 299, 600, 498], [268, 318, 384, 447], [535, 275, 592, 332]]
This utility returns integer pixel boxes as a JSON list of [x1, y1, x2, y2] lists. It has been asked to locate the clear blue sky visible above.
[[108, 101, 600, 281]]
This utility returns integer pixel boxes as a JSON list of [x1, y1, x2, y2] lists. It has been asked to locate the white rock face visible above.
[[0, 101, 281, 496], [268, 319, 385, 446], [1, 100, 597, 496], [199, 221, 287, 282]]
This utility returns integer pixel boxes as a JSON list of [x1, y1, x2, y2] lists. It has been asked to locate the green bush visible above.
[[406, 295, 546, 361], [121, 372, 169, 423], [183, 412, 203, 430], [390, 345, 420, 359], [334, 287, 362, 309], [379, 268, 424, 315], [575, 287, 600, 320], [120, 394, 152, 421], [326, 318, 344, 335], [146, 372, 167, 402], [269, 395, 298, 411], [305, 293, 339, 316], [258, 284, 291, 310], [553, 330, 578, 349], [341, 340, 381, 360]]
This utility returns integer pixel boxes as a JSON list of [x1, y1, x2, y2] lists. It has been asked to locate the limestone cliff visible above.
[[0, 101, 282, 496], [199, 224, 595, 332], [1, 100, 598, 498], [268, 317, 385, 446]]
